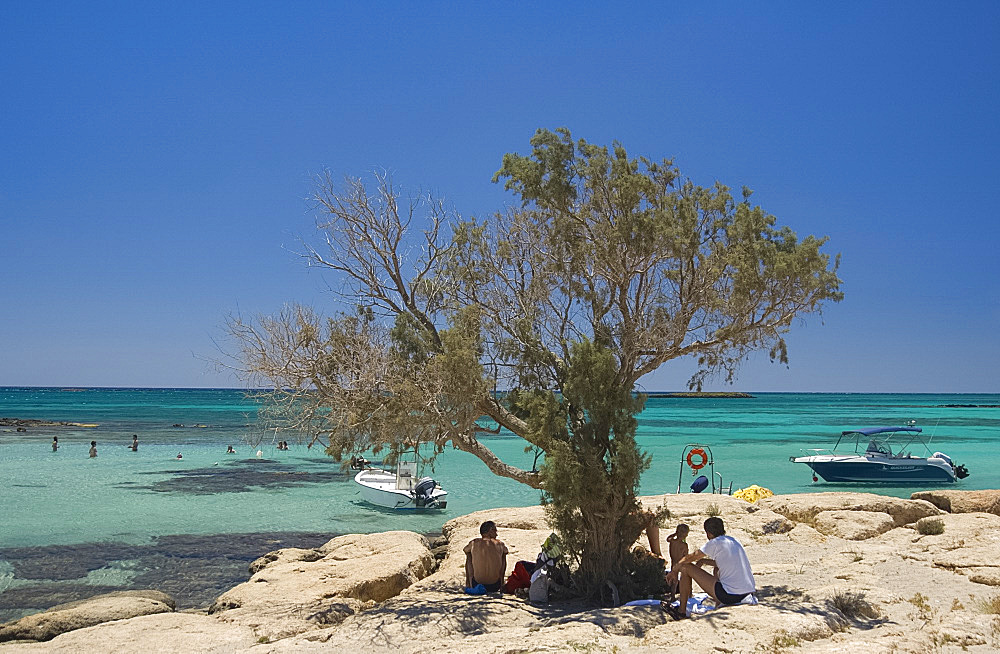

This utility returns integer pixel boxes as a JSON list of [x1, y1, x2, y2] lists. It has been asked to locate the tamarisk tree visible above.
[[228, 128, 842, 597]]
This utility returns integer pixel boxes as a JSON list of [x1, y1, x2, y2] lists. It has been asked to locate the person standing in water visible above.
[[52, 436, 59, 452], [89, 441, 97, 458], [129, 435, 138, 451]]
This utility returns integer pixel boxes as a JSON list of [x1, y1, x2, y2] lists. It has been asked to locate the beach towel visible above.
[[669, 592, 758, 616]]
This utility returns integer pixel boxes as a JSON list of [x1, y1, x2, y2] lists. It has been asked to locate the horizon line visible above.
[[1, 386, 997, 395]]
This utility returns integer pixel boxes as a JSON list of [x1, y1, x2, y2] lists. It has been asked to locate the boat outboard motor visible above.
[[413, 477, 438, 507], [932, 452, 953, 466], [933, 452, 970, 479], [690, 475, 709, 493]]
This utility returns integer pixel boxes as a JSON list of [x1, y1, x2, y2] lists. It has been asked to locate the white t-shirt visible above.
[[700, 534, 755, 595]]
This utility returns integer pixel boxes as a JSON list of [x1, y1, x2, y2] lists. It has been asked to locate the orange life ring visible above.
[[686, 448, 708, 471]]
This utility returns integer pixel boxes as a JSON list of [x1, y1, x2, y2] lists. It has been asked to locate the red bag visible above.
[[503, 560, 534, 593]]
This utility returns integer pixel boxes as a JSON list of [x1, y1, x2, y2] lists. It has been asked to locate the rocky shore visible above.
[[2, 489, 999, 653]]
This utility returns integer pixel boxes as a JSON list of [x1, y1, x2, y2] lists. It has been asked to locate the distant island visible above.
[[645, 391, 754, 398], [937, 404, 1000, 408]]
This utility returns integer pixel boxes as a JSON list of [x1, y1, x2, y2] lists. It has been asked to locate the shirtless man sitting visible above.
[[464, 520, 508, 593]]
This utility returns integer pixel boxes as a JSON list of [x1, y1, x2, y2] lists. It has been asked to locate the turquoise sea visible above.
[[1, 387, 997, 620]]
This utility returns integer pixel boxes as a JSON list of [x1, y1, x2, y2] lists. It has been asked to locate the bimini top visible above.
[[842, 426, 922, 436]]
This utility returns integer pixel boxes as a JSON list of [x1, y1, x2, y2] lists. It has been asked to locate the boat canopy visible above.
[[841, 426, 922, 437]]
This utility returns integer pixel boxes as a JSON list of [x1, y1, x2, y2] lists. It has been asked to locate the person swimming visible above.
[[52, 436, 59, 452], [176, 453, 183, 459], [89, 441, 97, 458], [226, 445, 235, 454], [129, 435, 138, 452]]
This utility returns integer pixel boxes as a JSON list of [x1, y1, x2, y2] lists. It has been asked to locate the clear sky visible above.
[[1, 2, 998, 392]]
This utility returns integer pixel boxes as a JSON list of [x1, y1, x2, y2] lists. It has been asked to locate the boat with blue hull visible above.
[[791, 426, 969, 484]]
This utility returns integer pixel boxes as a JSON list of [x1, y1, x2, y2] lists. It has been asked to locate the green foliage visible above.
[[909, 592, 935, 622], [490, 128, 843, 390], [916, 517, 945, 535], [536, 339, 653, 596], [831, 590, 880, 620], [757, 630, 800, 653], [975, 594, 1000, 614], [483, 128, 840, 596]]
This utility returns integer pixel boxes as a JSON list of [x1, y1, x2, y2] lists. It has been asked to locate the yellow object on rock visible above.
[[733, 484, 774, 503]]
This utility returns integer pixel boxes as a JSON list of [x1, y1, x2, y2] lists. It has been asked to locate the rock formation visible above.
[[2, 491, 999, 653], [911, 489, 1000, 517], [0, 590, 174, 643]]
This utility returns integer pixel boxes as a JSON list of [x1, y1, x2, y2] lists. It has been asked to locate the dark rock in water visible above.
[[0, 532, 333, 623], [249, 549, 324, 575], [124, 459, 346, 495], [937, 404, 1000, 408], [0, 418, 97, 428], [0, 583, 123, 615], [0, 418, 70, 428], [1, 542, 145, 580]]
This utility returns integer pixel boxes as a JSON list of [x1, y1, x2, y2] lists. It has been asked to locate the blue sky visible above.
[[1, 2, 997, 392]]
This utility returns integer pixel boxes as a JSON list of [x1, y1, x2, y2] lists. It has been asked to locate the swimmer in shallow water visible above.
[[52, 436, 59, 452], [129, 435, 138, 451], [176, 453, 183, 459], [89, 441, 97, 458], [226, 445, 235, 454]]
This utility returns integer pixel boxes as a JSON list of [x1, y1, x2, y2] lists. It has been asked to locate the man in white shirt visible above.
[[664, 516, 755, 619]]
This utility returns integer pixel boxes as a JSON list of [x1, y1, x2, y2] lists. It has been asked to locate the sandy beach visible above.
[[2, 489, 998, 653]]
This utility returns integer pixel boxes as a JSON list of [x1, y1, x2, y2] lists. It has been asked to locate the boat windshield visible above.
[[837, 427, 925, 458], [865, 439, 892, 456]]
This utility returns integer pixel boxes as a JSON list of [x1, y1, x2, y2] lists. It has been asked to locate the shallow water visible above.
[[1, 387, 997, 620]]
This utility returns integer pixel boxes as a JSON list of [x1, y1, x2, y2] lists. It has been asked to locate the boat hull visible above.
[[794, 457, 956, 483], [353, 470, 448, 510]]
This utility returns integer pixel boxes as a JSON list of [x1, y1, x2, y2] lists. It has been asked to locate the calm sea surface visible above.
[[1, 387, 997, 619]]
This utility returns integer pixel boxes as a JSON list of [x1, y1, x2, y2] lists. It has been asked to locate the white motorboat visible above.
[[790, 426, 969, 483], [352, 457, 448, 510]]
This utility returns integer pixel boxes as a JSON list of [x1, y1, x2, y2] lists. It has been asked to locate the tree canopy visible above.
[[228, 128, 842, 596]]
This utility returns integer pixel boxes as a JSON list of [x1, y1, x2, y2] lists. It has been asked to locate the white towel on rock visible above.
[[672, 592, 759, 617]]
